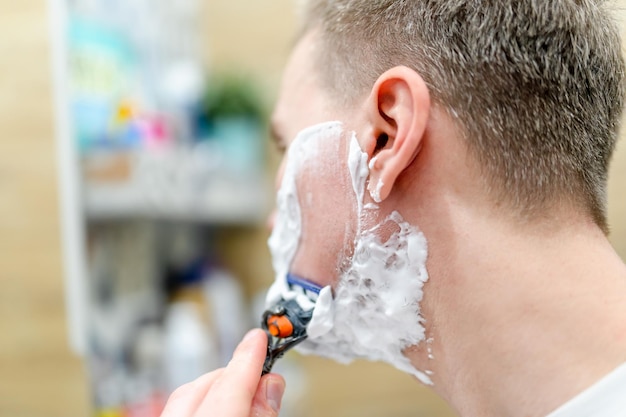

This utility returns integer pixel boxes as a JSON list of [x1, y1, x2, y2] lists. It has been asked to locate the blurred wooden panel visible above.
[[0, 0, 90, 416], [203, 0, 298, 100], [0, 1, 624, 417], [608, 95, 626, 257], [607, 3, 626, 260], [298, 357, 455, 417], [608, 142, 626, 259]]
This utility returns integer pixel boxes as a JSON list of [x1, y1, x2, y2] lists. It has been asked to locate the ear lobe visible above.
[[364, 66, 430, 202]]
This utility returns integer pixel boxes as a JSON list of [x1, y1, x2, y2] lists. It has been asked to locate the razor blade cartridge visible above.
[[261, 274, 322, 375]]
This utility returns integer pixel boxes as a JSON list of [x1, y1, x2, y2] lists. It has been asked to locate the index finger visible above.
[[196, 329, 268, 417]]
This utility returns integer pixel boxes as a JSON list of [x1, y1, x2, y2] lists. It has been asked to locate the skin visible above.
[[270, 31, 626, 417], [161, 28, 626, 417], [159, 330, 285, 417]]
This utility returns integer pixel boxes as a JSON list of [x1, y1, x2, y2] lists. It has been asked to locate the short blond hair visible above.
[[303, 0, 625, 231]]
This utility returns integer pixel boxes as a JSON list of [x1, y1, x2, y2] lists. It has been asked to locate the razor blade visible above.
[[261, 274, 322, 375]]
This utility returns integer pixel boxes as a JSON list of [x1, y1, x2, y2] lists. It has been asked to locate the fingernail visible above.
[[265, 378, 285, 413]]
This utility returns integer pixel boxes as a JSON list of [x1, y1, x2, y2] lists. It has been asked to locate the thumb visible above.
[[250, 375, 285, 417]]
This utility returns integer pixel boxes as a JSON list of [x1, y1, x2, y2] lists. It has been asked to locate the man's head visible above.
[[295, 0, 625, 231], [267, 0, 626, 397]]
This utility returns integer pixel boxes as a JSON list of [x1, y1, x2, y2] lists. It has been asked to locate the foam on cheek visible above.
[[266, 121, 342, 307], [267, 121, 432, 385], [348, 136, 369, 214]]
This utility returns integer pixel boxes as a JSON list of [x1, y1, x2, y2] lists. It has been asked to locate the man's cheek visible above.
[[288, 133, 358, 286], [297, 139, 356, 219], [289, 177, 341, 284]]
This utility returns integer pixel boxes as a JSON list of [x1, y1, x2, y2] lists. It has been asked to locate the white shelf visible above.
[[84, 177, 270, 224]]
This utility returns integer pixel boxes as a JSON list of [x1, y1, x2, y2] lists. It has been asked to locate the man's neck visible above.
[[408, 204, 626, 417]]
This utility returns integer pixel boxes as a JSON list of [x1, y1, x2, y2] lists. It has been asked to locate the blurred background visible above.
[[0, 1, 625, 416]]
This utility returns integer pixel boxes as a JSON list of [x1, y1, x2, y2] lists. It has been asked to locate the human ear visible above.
[[363, 66, 430, 202]]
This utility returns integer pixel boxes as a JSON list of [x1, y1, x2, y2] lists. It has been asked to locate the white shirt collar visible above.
[[546, 362, 626, 417]]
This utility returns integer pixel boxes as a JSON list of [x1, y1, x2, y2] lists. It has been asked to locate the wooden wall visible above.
[[0, 1, 90, 416], [0, 1, 624, 417]]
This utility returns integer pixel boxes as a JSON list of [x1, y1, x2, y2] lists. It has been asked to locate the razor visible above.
[[261, 273, 322, 375]]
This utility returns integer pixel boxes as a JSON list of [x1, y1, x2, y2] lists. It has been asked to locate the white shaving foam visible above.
[[348, 136, 369, 214], [373, 180, 384, 203], [368, 157, 384, 203], [267, 121, 431, 384], [266, 122, 341, 312]]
